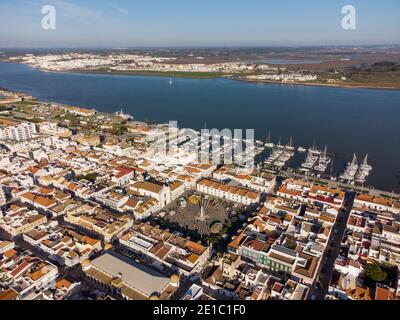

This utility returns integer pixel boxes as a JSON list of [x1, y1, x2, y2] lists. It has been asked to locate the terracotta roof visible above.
[[21, 192, 57, 208], [375, 286, 395, 300], [0, 289, 18, 300], [170, 181, 184, 191], [56, 278, 73, 290], [198, 179, 260, 200], [356, 194, 393, 207], [228, 231, 245, 249], [3, 249, 17, 259], [132, 181, 163, 194], [186, 241, 206, 255]]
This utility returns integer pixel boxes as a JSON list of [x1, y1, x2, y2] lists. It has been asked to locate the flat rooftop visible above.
[[91, 250, 170, 297]]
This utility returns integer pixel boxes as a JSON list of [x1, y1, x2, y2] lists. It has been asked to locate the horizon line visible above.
[[1, 43, 400, 50]]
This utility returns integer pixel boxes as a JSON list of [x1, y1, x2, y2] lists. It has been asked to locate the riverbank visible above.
[[6, 59, 400, 90], [238, 78, 400, 90], [47, 67, 231, 79], [68, 67, 400, 90]]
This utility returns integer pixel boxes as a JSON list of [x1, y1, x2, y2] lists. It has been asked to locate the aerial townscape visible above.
[[1, 0, 400, 310], [1, 89, 400, 301]]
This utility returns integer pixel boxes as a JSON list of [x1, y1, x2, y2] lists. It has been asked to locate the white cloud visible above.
[[109, 2, 128, 15]]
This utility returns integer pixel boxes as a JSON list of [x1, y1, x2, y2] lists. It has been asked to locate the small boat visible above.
[[256, 140, 264, 147], [265, 142, 275, 149], [265, 130, 275, 148], [355, 154, 372, 184], [339, 153, 359, 184], [276, 137, 285, 149], [115, 108, 133, 120], [298, 147, 307, 153], [285, 136, 295, 151]]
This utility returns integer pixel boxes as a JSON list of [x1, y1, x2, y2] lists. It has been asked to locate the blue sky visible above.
[[0, 0, 399, 48]]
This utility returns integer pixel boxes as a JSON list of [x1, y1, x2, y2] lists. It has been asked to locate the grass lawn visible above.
[[77, 68, 228, 79]]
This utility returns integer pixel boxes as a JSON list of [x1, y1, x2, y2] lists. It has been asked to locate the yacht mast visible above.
[[351, 153, 358, 166], [362, 154, 369, 166], [266, 130, 271, 144]]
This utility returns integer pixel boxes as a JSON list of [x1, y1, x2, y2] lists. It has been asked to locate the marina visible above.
[[339, 154, 373, 185], [263, 137, 372, 186], [177, 128, 375, 186], [0, 62, 399, 191], [264, 147, 295, 169], [356, 154, 373, 184], [300, 146, 332, 175]]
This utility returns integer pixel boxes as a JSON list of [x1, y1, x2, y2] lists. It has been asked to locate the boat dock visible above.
[[279, 168, 398, 200]]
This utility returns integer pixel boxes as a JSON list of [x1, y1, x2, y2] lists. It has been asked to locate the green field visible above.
[[7, 100, 39, 106], [77, 68, 228, 79]]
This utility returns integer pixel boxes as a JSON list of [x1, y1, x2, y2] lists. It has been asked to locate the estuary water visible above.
[[0, 62, 400, 192]]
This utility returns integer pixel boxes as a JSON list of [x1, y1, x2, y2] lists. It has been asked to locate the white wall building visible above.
[[0, 185, 6, 206], [197, 179, 260, 206], [0, 118, 37, 142]]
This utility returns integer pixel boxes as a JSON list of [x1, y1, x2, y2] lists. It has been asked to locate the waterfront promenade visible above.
[[278, 169, 400, 200]]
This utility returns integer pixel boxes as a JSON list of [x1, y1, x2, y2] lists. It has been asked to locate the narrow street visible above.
[[310, 192, 355, 300]]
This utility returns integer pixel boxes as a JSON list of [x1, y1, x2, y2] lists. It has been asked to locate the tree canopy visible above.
[[365, 263, 387, 283]]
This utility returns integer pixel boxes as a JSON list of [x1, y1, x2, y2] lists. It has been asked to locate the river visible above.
[[0, 61, 399, 192]]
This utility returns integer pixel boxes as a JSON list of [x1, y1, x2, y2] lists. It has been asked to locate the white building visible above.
[[197, 179, 260, 206], [129, 181, 172, 207], [0, 240, 15, 254], [95, 190, 129, 212], [39, 122, 72, 138], [22, 225, 102, 267], [0, 251, 58, 300], [0, 118, 37, 142], [354, 194, 398, 214], [0, 185, 6, 206]]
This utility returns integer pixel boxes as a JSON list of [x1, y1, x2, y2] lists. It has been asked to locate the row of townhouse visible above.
[[354, 193, 400, 214], [95, 186, 163, 220], [118, 222, 210, 276], [22, 223, 102, 267], [277, 179, 345, 208], [329, 208, 400, 300], [346, 207, 400, 268], [226, 196, 336, 288], [0, 186, 6, 206], [197, 178, 261, 206], [0, 249, 58, 300], [202, 252, 309, 300], [0, 204, 47, 237], [213, 165, 276, 194], [64, 204, 133, 243]]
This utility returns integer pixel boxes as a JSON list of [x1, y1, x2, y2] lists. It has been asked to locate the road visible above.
[[279, 169, 399, 199], [309, 192, 355, 300]]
